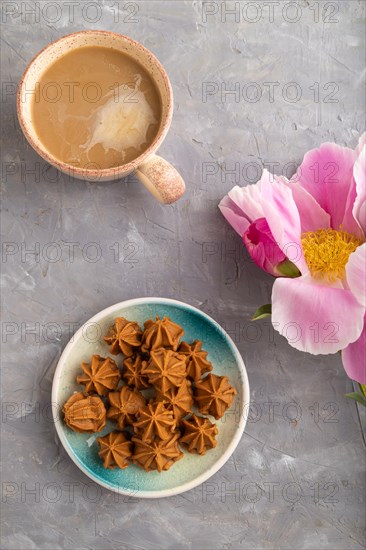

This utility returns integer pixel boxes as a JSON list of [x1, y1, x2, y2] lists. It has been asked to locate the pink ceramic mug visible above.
[[17, 30, 185, 204]]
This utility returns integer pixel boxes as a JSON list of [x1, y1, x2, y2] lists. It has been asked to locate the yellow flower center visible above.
[[301, 228, 362, 282]]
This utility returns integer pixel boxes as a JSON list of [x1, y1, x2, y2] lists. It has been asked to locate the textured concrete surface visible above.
[[1, 1, 365, 549]]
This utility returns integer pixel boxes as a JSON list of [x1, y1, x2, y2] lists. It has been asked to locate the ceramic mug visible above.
[[17, 30, 185, 204]]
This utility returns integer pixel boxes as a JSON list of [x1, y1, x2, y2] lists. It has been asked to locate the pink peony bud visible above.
[[243, 218, 300, 277]]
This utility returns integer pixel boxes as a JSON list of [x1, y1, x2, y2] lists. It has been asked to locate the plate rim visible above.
[[52, 297, 250, 499]]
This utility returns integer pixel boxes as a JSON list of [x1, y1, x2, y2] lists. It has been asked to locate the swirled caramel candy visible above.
[[194, 373, 236, 420], [156, 379, 193, 421], [133, 401, 176, 441], [141, 349, 186, 393], [180, 414, 218, 455], [107, 386, 146, 429], [132, 432, 183, 472], [179, 340, 213, 381], [141, 316, 184, 353], [104, 317, 142, 356], [122, 354, 150, 390], [97, 431, 132, 469], [76, 354, 120, 396], [63, 392, 106, 433]]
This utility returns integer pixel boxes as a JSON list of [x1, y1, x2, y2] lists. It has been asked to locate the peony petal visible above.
[[291, 142, 358, 232], [342, 313, 366, 384], [355, 132, 366, 157], [219, 195, 251, 236], [227, 180, 264, 223], [285, 179, 330, 232], [272, 275, 365, 354], [352, 145, 366, 235], [261, 175, 307, 274], [346, 243, 366, 308], [218, 179, 265, 236]]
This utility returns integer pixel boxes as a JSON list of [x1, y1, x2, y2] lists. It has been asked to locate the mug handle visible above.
[[135, 154, 185, 204]]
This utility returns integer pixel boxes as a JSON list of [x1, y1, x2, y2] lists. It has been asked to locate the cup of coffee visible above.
[[17, 30, 185, 204]]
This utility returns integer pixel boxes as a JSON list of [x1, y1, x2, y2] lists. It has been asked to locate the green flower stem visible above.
[[345, 383, 366, 407]]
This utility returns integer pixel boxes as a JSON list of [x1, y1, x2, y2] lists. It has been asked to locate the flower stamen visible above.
[[301, 228, 362, 282]]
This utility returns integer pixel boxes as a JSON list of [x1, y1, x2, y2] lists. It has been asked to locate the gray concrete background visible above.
[[1, 1, 365, 549]]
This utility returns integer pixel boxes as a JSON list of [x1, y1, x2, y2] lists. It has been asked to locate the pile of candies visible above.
[[63, 316, 236, 472]]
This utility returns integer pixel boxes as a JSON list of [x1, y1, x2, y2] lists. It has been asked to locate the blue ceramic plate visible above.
[[52, 298, 250, 498]]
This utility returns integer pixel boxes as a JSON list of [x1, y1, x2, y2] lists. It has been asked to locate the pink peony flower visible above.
[[219, 134, 366, 384]]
